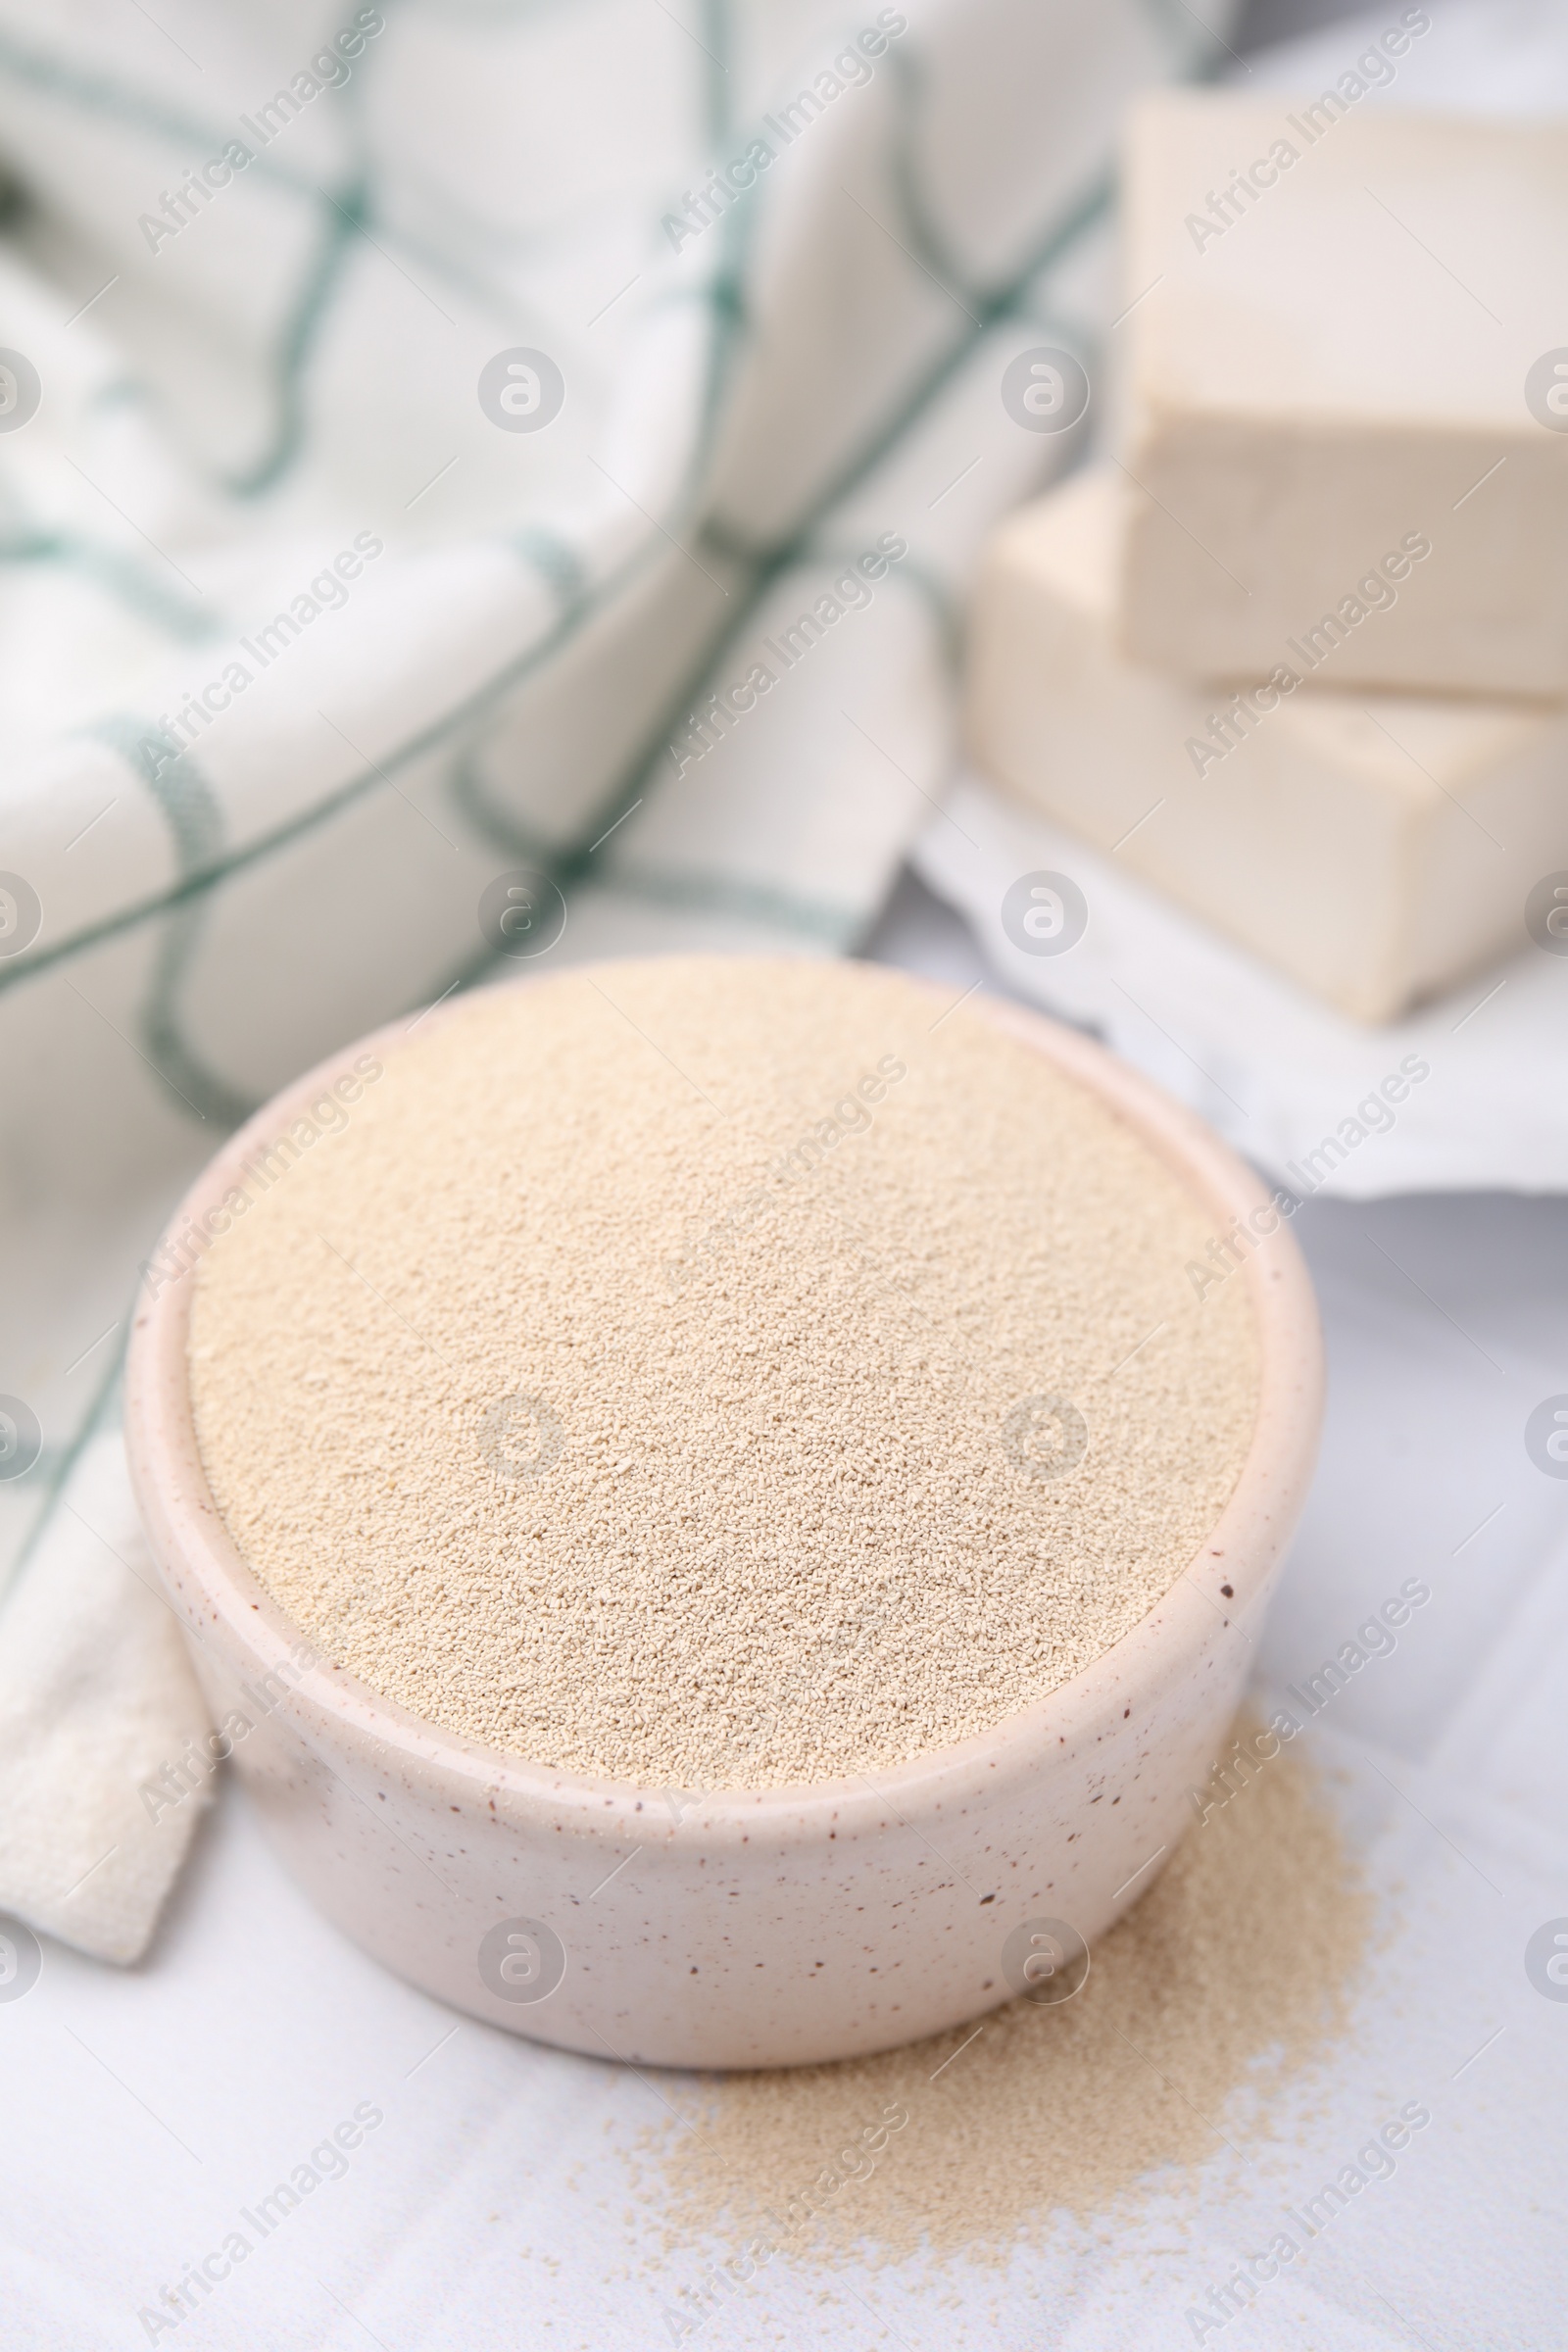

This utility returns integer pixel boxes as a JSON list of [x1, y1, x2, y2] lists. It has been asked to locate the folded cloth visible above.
[[0, 1424, 211, 1962], [0, 0, 1233, 1958]]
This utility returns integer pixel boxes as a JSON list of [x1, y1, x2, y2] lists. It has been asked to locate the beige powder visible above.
[[650, 1733, 1368, 2266], [188, 956, 1259, 1787]]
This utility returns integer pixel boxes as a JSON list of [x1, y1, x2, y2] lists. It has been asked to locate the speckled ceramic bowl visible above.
[[124, 970, 1321, 2070]]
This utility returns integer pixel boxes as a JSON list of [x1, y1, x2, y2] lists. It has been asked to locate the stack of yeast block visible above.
[[968, 82, 1568, 1022]]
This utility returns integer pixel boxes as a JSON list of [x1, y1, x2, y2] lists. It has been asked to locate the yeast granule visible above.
[[187, 957, 1258, 1788], [649, 1732, 1367, 2262]]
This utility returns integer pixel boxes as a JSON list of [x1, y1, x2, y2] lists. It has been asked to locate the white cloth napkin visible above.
[[0, 1430, 212, 1961], [0, 0, 1230, 1957]]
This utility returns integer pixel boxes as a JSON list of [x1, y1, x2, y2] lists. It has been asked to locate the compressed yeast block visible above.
[[966, 468, 1568, 1023], [1117, 84, 1568, 697]]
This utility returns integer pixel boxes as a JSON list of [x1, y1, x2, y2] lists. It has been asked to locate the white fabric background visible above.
[[4, 0, 1567, 2343]]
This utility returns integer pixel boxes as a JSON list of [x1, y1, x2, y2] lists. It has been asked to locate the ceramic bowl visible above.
[[124, 971, 1322, 2070]]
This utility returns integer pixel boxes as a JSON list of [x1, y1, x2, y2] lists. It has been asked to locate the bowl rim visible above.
[[124, 956, 1323, 1848]]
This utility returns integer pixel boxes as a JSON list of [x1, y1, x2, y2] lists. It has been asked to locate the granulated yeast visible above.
[[651, 1736, 1368, 2263], [188, 957, 1259, 1788]]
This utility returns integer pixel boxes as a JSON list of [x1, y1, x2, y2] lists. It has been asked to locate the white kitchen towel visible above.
[[0, 1426, 214, 1963], [0, 0, 1231, 1958]]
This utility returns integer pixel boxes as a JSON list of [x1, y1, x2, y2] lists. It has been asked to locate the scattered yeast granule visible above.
[[187, 957, 1259, 1788], [652, 1732, 1369, 2265]]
